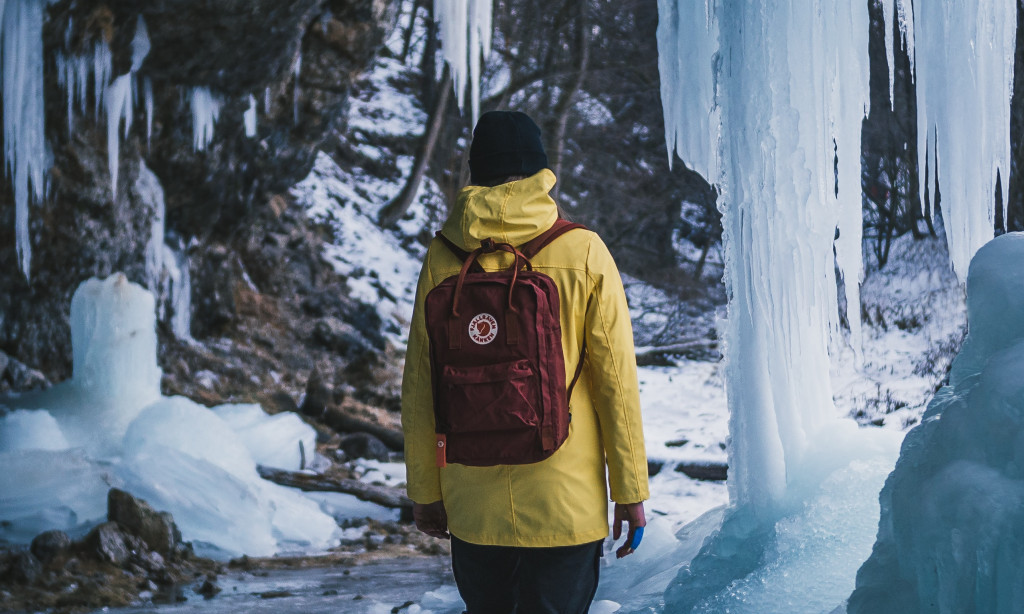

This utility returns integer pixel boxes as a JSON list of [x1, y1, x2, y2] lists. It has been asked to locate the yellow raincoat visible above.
[[401, 169, 649, 547]]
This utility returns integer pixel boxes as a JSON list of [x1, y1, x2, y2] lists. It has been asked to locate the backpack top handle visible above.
[[450, 240, 531, 318]]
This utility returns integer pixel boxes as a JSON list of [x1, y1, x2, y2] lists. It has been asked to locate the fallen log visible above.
[[635, 339, 719, 365], [256, 465, 413, 511]]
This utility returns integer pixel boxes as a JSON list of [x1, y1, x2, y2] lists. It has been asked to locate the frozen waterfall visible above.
[[656, 0, 1018, 612], [658, 0, 870, 517]]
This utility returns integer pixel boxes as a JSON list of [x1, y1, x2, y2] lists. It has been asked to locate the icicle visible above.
[[913, 0, 1016, 280], [191, 86, 221, 151], [264, 87, 272, 114], [105, 74, 133, 199], [433, 0, 491, 123], [292, 54, 302, 125], [3, 0, 48, 280], [92, 41, 112, 119], [144, 77, 153, 147], [142, 160, 166, 292], [130, 16, 149, 71], [879, 0, 914, 110], [244, 94, 258, 138], [169, 244, 192, 340], [830, 0, 871, 360], [656, 0, 718, 177], [57, 55, 75, 133], [104, 17, 151, 200], [57, 41, 113, 134]]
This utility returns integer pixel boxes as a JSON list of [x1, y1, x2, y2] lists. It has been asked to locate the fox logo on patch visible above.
[[468, 313, 498, 345]]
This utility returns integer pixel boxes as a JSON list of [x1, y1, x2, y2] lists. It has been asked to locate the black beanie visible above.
[[469, 111, 549, 184]]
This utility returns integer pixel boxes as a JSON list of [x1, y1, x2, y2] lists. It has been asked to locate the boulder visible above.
[[108, 488, 182, 557], [338, 432, 392, 462], [85, 522, 131, 566], [314, 316, 378, 359], [30, 530, 72, 565], [8, 551, 42, 584], [300, 365, 333, 419]]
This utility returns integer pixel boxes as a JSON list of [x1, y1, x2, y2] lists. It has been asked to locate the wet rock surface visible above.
[[0, 489, 220, 613], [0, 510, 448, 613]]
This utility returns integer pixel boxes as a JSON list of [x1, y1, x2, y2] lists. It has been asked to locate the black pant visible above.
[[450, 535, 603, 614]]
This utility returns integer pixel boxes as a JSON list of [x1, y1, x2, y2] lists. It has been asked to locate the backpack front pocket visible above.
[[439, 359, 539, 434]]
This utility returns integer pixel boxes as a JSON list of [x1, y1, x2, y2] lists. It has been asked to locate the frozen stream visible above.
[[95, 556, 462, 614]]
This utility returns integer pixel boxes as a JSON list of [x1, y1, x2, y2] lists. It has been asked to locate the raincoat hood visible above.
[[440, 169, 559, 250]]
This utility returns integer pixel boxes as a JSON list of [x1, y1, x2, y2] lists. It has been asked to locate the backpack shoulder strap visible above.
[[434, 231, 485, 273], [519, 219, 588, 259], [434, 231, 471, 260], [434, 219, 586, 268]]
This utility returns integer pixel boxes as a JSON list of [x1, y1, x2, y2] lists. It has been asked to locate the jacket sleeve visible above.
[[584, 235, 650, 504], [401, 250, 443, 504]]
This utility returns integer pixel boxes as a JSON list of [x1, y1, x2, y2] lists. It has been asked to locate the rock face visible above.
[[0, 0, 399, 397]]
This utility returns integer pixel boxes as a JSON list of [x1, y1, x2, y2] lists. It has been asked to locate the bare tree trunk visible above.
[[1007, 0, 1024, 231], [694, 243, 710, 280], [399, 0, 425, 63], [549, 0, 589, 199], [379, 68, 453, 228]]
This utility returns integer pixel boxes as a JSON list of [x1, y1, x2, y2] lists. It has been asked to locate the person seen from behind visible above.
[[401, 110, 649, 614]]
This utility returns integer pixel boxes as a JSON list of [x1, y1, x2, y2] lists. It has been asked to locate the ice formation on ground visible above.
[[848, 232, 1024, 613], [0, 274, 342, 558]]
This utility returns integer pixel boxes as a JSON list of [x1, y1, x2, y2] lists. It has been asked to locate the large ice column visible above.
[[909, 0, 1016, 280], [11, 274, 164, 456], [433, 0, 491, 122], [849, 233, 1024, 613], [658, 0, 869, 511], [2, 0, 48, 280], [70, 273, 162, 400]]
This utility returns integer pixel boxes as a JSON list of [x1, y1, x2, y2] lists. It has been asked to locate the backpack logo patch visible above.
[[468, 313, 498, 345]]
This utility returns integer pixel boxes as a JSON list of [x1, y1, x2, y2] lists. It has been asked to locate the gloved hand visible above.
[[413, 500, 450, 539], [613, 501, 646, 558]]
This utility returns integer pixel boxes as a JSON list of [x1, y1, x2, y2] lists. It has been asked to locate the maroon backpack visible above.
[[424, 220, 587, 467]]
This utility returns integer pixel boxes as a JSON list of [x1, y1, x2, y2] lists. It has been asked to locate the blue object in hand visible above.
[[629, 526, 644, 550]]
